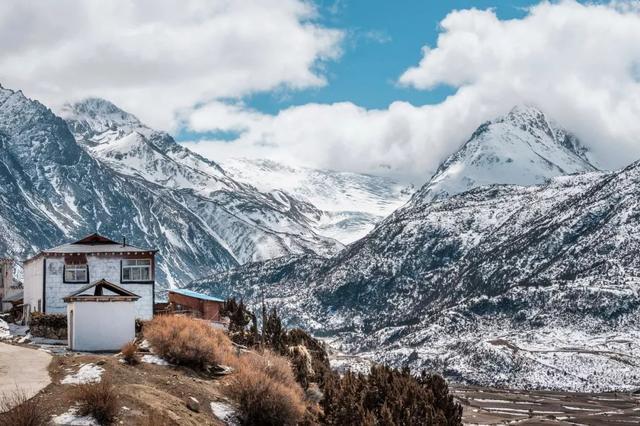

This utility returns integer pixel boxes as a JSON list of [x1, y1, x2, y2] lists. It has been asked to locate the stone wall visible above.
[[30, 312, 67, 340]]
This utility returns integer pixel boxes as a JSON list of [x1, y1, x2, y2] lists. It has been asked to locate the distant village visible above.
[[1, 233, 226, 351]]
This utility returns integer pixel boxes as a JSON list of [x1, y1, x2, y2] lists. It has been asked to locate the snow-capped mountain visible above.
[[0, 86, 345, 288], [188, 109, 640, 391], [415, 105, 599, 203], [0, 85, 237, 287], [221, 158, 412, 243], [60, 98, 343, 266]]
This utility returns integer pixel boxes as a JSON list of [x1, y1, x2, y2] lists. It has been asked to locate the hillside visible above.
[[189, 108, 640, 391]]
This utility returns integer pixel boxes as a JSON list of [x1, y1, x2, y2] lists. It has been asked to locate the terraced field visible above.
[[455, 386, 640, 425]]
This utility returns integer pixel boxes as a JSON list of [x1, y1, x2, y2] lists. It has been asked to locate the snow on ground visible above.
[[61, 364, 104, 385], [141, 354, 170, 366], [51, 408, 98, 425], [0, 318, 9, 339], [210, 400, 238, 425]]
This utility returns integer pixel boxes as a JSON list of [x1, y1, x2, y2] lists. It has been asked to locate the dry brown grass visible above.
[[144, 315, 235, 369], [226, 350, 306, 426], [121, 341, 140, 365], [0, 388, 50, 426], [72, 379, 119, 425], [137, 411, 176, 426]]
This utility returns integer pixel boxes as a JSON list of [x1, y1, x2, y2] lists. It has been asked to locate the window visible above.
[[64, 264, 88, 283], [122, 259, 152, 282]]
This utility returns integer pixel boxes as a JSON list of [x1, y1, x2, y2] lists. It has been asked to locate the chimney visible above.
[[122, 237, 126, 247]]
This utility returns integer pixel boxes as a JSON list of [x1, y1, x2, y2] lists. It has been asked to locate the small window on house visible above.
[[64, 264, 88, 283], [122, 259, 152, 282]]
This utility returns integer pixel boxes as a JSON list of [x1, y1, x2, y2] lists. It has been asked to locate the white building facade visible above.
[[65, 280, 140, 351], [23, 234, 156, 320]]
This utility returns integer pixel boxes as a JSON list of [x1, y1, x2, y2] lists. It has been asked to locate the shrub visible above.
[[121, 341, 139, 365], [143, 315, 234, 369], [247, 350, 297, 385], [226, 352, 306, 426], [73, 379, 119, 425], [0, 388, 50, 426], [321, 365, 463, 426]]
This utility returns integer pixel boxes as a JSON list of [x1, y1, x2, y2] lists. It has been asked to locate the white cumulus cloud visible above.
[[185, 1, 640, 183], [0, 0, 342, 129]]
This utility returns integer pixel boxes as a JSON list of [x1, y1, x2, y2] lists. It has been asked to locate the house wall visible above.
[[45, 256, 153, 320], [168, 292, 222, 321], [23, 258, 44, 313], [0, 260, 21, 312], [67, 301, 136, 351]]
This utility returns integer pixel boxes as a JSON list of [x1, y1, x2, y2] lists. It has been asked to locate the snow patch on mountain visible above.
[[221, 158, 413, 243]]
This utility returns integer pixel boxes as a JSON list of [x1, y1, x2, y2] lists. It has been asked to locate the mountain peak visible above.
[[498, 104, 555, 134], [413, 106, 598, 203], [60, 98, 142, 135], [506, 104, 545, 119]]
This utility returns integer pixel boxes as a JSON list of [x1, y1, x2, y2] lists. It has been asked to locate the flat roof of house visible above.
[[169, 288, 225, 303], [24, 233, 157, 263]]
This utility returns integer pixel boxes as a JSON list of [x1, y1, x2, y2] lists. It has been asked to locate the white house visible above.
[[64, 279, 140, 351], [23, 233, 156, 320]]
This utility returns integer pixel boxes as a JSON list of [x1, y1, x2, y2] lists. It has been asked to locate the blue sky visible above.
[[253, 0, 539, 109]]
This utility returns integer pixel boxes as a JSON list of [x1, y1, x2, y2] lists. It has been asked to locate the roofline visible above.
[[63, 295, 140, 302], [168, 289, 225, 303], [65, 278, 142, 299], [23, 248, 158, 264]]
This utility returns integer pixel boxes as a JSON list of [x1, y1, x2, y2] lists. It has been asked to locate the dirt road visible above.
[[0, 342, 52, 410]]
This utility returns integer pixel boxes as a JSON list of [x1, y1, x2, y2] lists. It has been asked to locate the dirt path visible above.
[[0, 342, 52, 410]]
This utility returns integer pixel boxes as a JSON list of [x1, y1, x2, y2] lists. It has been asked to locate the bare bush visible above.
[[226, 351, 306, 426], [73, 379, 119, 425], [0, 388, 49, 426], [144, 315, 234, 369], [121, 341, 139, 365]]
